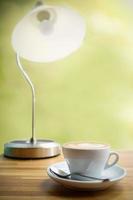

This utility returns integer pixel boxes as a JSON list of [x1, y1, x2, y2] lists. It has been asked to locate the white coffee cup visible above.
[[62, 141, 119, 178]]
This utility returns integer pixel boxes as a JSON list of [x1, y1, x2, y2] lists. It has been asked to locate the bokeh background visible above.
[[1, 0, 133, 153]]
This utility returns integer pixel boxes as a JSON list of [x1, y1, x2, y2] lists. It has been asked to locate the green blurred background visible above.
[[1, 0, 133, 153]]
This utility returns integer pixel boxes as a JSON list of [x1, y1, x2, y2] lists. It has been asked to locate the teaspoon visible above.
[[50, 166, 109, 182]]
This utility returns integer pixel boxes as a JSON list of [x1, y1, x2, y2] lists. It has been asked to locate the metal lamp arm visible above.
[[16, 53, 36, 143]]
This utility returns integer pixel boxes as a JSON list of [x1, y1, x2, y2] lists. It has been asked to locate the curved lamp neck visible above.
[[16, 53, 36, 144]]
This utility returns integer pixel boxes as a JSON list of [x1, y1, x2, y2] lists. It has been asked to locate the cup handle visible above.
[[105, 151, 119, 169]]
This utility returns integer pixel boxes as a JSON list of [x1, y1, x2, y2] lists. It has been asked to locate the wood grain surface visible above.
[[0, 151, 132, 200]]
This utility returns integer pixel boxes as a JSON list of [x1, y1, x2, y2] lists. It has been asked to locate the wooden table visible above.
[[0, 151, 132, 200]]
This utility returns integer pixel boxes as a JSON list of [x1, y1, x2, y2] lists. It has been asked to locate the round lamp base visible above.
[[4, 139, 60, 159]]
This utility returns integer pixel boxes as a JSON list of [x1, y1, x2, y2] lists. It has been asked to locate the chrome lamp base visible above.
[[4, 139, 60, 159]]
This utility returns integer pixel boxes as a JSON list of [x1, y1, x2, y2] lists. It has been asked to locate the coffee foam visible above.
[[63, 142, 108, 150]]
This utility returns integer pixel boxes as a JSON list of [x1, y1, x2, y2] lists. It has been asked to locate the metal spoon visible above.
[[50, 166, 109, 182]]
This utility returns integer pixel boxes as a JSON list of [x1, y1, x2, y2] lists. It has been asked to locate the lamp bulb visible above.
[[39, 20, 54, 35]]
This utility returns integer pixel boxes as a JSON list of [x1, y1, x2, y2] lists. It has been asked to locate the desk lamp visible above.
[[4, 1, 86, 159]]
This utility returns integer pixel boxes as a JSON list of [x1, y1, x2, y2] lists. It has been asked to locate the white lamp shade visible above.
[[12, 5, 86, 62]]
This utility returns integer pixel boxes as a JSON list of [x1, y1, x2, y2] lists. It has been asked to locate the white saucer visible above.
[[47, 161, 126, 191]]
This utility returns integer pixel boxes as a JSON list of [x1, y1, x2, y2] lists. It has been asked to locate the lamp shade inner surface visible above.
[[12, 5, 86, 62]]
